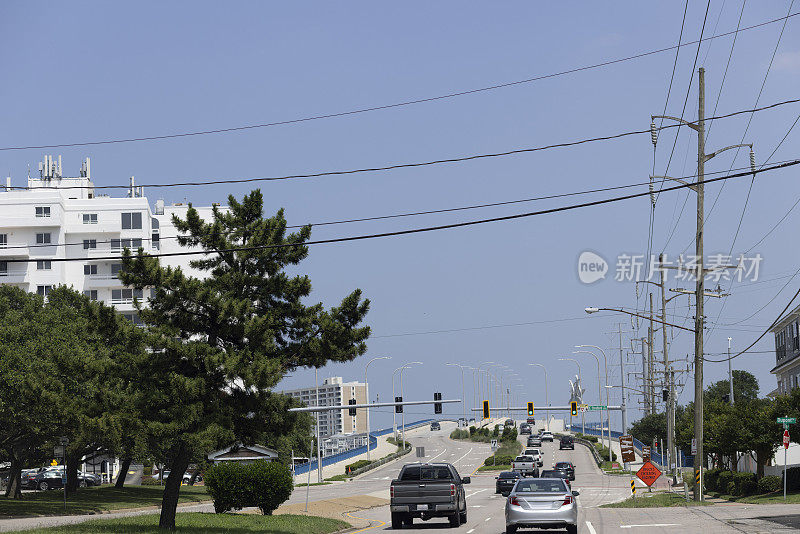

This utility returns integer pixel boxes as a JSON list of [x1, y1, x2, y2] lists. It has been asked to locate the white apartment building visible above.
[[0, 155, 219, 318], [281, 376, 368, 438]]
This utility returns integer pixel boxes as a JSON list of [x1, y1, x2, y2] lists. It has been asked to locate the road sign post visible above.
[[778, 417, 795, 501], [491, 439, 498, 465], [636, 461, 662, 491], [619, 435, 635, 470]]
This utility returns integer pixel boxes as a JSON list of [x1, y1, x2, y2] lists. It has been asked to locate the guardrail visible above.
[[292, 419, 433, 477], [557, 433, 602, 467]]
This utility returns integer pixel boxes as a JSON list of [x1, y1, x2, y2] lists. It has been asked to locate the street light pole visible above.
[[446, 363, 467, 423], [529, 363, 549, 430], [399, 362, 422, 451], [364, 356, 391, 463], [573, 350, 608, 457], [314, 368, 322, 483]]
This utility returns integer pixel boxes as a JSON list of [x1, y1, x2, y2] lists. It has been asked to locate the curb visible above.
[[0, 499, 211, 520]]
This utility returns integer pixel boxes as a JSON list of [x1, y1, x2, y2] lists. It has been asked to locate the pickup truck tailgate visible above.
[[392, 481, 454, 504]]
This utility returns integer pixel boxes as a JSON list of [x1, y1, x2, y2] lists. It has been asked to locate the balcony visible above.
[[0, 213, 63, 228], [84, 274, 123, 288], [0, 244, 30, 257]]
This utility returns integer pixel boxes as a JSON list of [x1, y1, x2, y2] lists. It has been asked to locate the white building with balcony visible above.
[[0, 155, 219, 320]]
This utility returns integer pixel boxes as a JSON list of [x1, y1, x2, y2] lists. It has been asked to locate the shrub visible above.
[[757, 475, 781, 494], [501, 428, 518, 443], [704, 468, 721, 492], [468, 426, 476, 436], [717, 471, 734, 495], [141, 477, 161, 486], [345, 460, 370, 474], [731, 472, 757, 496], [205, 460, 293, 515], [450, 429, 469, 440], [726, 481, 736, 495], [492, 426, 500, 438], [485, 455, 514, 466], [785, 466, 800, 491]]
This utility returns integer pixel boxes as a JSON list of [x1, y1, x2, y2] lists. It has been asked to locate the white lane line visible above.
[[429, 448, 447, 461], [453, 447, 474, 465], [620, 524, 680, 529], [466, 488, 488, 498], [586, 521, 597, 534], [467, 530, 475, 533], [484, 517, 491, 522]]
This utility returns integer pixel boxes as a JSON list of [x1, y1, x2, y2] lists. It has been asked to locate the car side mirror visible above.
[[462, 477, 471, 484], [572, 490, 580, 497]]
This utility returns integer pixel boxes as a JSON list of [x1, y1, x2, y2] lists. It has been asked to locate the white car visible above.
[[541, 431, 554, 442], [524, 448, 543, 467], [505, 477, 578, 534]]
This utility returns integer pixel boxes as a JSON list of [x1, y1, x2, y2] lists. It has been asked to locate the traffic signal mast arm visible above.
[[288, 398, 461, 412]]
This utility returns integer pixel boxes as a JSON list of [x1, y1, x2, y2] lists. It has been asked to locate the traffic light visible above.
[[570, 401, 578, 416], [395, 396, 403, 413], [527, 402, 534, 417], [662, 389, 669, 402], [482, 400, 490, 419], [434, 392, 442, 414], [348, 398, 357, 416]]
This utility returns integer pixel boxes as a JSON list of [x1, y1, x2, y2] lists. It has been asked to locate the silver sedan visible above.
[[504, 477, 578, 534]]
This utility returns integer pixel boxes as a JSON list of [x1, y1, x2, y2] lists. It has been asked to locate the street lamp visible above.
[[529, 363, 549, 431], [584, 307, 694, 332], [364, 356, 391, 463], [399, 362, 422, 450], [446, 363, 468, 423], [573, 350, 605, 451], [559, 357, 584, 434]]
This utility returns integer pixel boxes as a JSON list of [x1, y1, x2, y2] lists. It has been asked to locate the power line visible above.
[[1, 10, 798, 153], [8, 97, 800, 193], [3, 158, 797, 264], [370, 316, 596, 339]]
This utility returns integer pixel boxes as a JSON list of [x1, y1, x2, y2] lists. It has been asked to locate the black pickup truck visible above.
[[389, 462, 470, 528]]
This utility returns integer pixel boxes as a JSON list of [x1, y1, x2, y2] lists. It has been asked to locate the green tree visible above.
[[629, 412, 667, 448], [120, 191, 370, 530], [706, 370, 759, 403]]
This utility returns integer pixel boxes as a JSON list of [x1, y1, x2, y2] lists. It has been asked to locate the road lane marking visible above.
[[467, 529, 475, 533], [620, 524, 680, 529], [586, 521, 597, 534], [454, 447, 474, 465], [346, 512, 385, 532], [466, 488, 488, 498]]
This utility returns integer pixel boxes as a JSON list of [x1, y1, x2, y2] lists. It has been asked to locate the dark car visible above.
[[559, 435, 575, 450], [34, 469, 65, 491], [495, 471, 522, 496], [526, 417, 535, 425], [555, 461, 575, 481], [540, 469, 571, 487], [430, 421, 441, 431], [390, 462, 470, 528], [527, 435, 542, 447], [504, 419, 515, 428], [20, 469, 39, 489], [519, 423, 531, 435]]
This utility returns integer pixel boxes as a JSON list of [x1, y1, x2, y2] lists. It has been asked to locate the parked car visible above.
[[539, 469, 571, 487], [505, 477, 579, 534], [555, 462, 575, 481], [519, 423, 531, 435], [541, 431, 554, 442], [34, 469, 65, 491], [559, 435, 574, 450], [21, 469, 39, 489], [430, 421, 441, 431], [495, 471, 522, 496], [389, 462, 470, 528], [527, 435, 542, 447]]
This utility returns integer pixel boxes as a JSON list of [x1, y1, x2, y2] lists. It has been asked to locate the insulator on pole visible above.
[[650, 121, 658, 147], [649, 179, 656, 207], [749, 149, 756, 174]]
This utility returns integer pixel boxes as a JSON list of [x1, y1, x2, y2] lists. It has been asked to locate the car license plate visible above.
[[416, 504, 429, 511]]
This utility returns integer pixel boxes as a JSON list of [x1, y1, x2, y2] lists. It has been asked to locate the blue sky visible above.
[[2, 2, 799, 431]]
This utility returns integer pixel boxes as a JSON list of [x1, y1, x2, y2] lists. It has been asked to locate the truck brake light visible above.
[[390, 485, 394, 499], [450, 483, 456, 497]]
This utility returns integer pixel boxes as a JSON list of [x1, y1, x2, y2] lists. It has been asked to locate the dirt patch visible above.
[[270, 495, 388, 528]]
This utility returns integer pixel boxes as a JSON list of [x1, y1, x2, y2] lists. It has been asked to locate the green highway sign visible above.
[[777, 417, 796, 424], [588, 405, 607, 411]]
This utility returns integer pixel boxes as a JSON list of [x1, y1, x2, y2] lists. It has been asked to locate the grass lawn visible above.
[[601, 492, 712, 508], [0, 485, 210, 518], [295, 482, 332, 487], [707, 490, 800, 504], [15, 512, 348, 533]]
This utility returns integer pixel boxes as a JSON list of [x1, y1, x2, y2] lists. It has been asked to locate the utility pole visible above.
[[639, 337, 650, 415], [660, 254, 675, 475], [651, 67, 753, 501], [618, 324, 628, 434], [648, 293, 656, 414], [728, 337, 734, 404]]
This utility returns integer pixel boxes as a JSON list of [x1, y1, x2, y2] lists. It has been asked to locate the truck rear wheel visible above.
[[449, 512, 460, 527], [391, 512, 403, 529]]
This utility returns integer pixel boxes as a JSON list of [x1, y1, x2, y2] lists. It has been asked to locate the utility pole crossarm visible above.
[[652, 114, 701, 132], [650, 175, 698, 191], [704, 143, 753, 163]]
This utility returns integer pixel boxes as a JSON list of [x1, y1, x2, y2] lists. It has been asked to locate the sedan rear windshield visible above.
[[555, 462, 573, 469], [515, 479, 567, 493], [499, 472, 520, 479], [540, 471, 567, 478]]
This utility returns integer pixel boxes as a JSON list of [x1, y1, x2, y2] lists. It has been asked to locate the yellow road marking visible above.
[[346, 511, 386, 533]]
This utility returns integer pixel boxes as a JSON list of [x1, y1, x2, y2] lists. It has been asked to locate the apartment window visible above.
[[122, 313, 143, 326], [35, 206, 51, 218], [111, 263, 123, 277], [0, 234, 6, 249], [36, 285, 53, 296], [83, 290, 98, 301], [152, 233, 160, 250], [0, 261, 6, 275], [36, 233, 51, 244], [112, 288, 143, 301], [111, 238, 143, 251], [36, 260, 51, 270], [82, 213, 98, 224], [121, 212, 142, 229], [83, 239, 97, 250], [84, 264, 98, 275]]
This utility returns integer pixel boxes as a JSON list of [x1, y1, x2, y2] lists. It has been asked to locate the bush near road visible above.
[[204, 460, 292, 515], [15, 512, 348, 533]]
